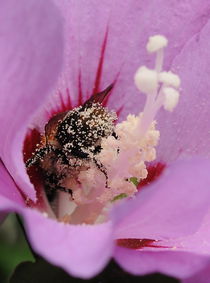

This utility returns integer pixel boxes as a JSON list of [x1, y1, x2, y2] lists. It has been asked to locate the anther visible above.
[[163, 87, 180, 112], [134, 66, 158, 94], [146, 35, 168, 53], [159, 71, 181, 88]]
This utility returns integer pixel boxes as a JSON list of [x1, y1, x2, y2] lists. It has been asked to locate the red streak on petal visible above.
[[117, 238, 168, 250], [117, 238, 157, 249], [77, 70, 83, 105], [116, 106, 124, 118], [58, 91, 66, 112], [57, 88, 74, 112], [48, 88, 74, 118], [93, 28, 109, 95], [66, 88, 73, 109], [138, 162, 166, 189]]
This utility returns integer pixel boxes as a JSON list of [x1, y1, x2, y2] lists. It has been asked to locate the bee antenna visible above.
[[84, 83, 114, 106], [25, 146, 49, 168]]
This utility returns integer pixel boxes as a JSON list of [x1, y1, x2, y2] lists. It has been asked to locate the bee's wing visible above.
[[83, 83, 114, 106], [45, 111, 68, 144]]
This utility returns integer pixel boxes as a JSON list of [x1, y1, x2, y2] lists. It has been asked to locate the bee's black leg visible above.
[[25, 146, 49, 168], [51, 148, 70, 165], [112, 131, 118, 140], [112, 132, 120, 154], [56, 185, 73, 196], [93, 158, 109, 188], [26, 145, 70, 168], [45, 184, 73, 202], [45, 172, 73, 202]]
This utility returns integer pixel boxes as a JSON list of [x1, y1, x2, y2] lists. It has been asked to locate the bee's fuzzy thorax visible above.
[[56, 102, 117, 159]]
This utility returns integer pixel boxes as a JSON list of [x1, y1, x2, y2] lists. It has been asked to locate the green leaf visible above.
[[0, 214, 34, 283]]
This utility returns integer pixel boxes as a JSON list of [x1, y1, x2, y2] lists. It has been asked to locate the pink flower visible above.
[[1, 0, 210, 281]]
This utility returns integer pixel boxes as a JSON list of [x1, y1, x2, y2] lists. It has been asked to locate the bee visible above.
[[26, 84, 117, 200]]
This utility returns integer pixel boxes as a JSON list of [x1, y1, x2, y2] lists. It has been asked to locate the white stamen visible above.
[[163, 87, 180, 112], [146, 35, 168, 53], [159, 71, 181, 88], [134, 66, 158, 94]]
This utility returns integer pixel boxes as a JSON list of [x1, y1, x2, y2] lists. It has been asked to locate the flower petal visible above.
[[114, 247, 209, 279], [0, 160, 25, 222], [183, 264, 210, 283], [0, 0, 64, 200], [0, 161, 24, 206], [23, 211, 113, 278], [157, 18, 210, 161], [115, 207, 210, 279], [49, 0, 210, 118], [113, 159, 210, 239], [156, 209, 210, 256]]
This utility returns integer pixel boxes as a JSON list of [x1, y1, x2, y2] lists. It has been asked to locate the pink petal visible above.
[[114, 208, 210, 279], [0, 160, 25, 222], [0, 0, 64, 200], [114, 247, 209, 279], [113, 159, 210, 239], [157, 18, 210, 161], [183, 264, 210, 283], [49, 0, 210, 119], [23, 210, 113, 278], [0, 161, 24, 206], [155, 209, 210, 256]]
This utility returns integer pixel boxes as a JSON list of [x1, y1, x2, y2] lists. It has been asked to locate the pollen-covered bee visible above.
[[26, 84, 117, 200]]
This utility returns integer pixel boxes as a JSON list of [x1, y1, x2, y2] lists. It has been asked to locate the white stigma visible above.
[[135, 34, 180, 136]]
